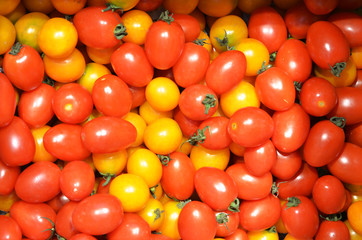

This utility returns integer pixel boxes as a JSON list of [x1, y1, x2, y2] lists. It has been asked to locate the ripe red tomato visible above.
[[270, 149, 302, 181], [173, 13, 200, 42], [0, 159, 20, 195], [215, 210, 240, 237], [315, 220, 350, 240], [69, 233, 97, 240], [107, 213, 151, 240], [346, 122, 362, 148], [225, 229, 248, 240], [304, 0, 338, 15], [0, 215, 22, 240], [0, 73, 16, 127], [55, 201, 80, 239], [173, 107, 201, 137], [0, 116, 35, 167]]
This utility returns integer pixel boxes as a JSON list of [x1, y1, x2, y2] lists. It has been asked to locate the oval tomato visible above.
[[315, 219, 350, 240], [0, 73, 16, 127], [225, 228, 248, 240], [173, 13, 200, 42], [346, 122, 362, 148], [270, 150, 302, 180], [0, 215, 22, 240], [69, 233, 97, 240], [107, 213, 151, 240], [55, 201, 80, 239], [174, 107, 201, 137], [0, 159, 20, 195], [215, 210, 239, 237]]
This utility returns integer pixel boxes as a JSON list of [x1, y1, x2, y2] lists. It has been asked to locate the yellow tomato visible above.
[[139, 101, 174, 125], [77, 62, 111, 92], [86, 43, 120, 65], [314, 57, 357, 87], [163, 0, 199, 14], [0, 0, 20, 15], [237, 0, 272, 14], [22, 0, 55, 14], [123, 112, 147, 147], [159, 192, 173, 205], [81, 108, 103, 126], [0, 191, 20, 215], [348, 201, 362, 235], [143, 118, 183, 155], [0, 15, 16, 55], [229, 141, 245, 157], [109, 173, 150, 212], [345, 220, 362, 240], [197, 30, 212, 54], [247, 229, 279, 240], [127, 145, 146, 158], [145, 77, 180, 112], [126, 148, 163, 188], [106, 0, 140, 11], [284, 233, 311, 240], [92, 149, 128, 177], [351, 46, 362, 69], [31, 125, 57, 163], [137, 198, 165, 231], [177, 136, 193, 155], [43, 48, 86, 83], [220, 80, 260, 117], [4, 2, 26, 24], [235, 38, 270, 76], [121, 9, 153, 45], [190, 145, 230, 170], [210, 15, 248, 53], [14, 12, 49, 52], [157, 200, 183, 239], [275, 200, 288, 234]]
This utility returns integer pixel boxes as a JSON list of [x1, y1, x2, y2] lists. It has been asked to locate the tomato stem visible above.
[[257, 61, 272, 74], [193, 38, 208, 46], [269, 52, 277, 62], [216, 212, 230, 232], [114, 23, 128, 40], [153, 208, 164, 222], [285, 196, 301, 209], [102, 3, 123, 13], [329, 116, 346, 128], [202, 94, 217, 115], [271, 181, 287, 198], [157, 154, 171, 166], [185, 126, 211, 146], [320, 213, 342, 222], [9, 42, 23, 56], [215, 29, 229, 49], [228, 198, 240, 213], [329, 62, 347, 77], [100, 172, 116, 186], [149, 184, 158, 199], [0, 210, 8, 215], [158, 10, 174, 25], [40, 216, 56, 240], [177, 199, 191, 209]]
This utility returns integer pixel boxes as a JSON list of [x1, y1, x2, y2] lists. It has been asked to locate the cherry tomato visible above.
[[55, 201, 80, 239], [51, 0, 86, 15], [247, 229, 279, 240], [197, 0, 237, 17], [123, 112, 147, 147], [137, 198, 165, 231], [346, 122, 362, 148], [0, 215, 22, 240], [0, 159, 20, 195], [270, 150, 302, 181], [190, 144, 230, 170], [304, 0, 338, 15], [0, 15, 16, 55], [22, 0, 54, 14], [315, 219, 350, 240], [215, 210, 239, 237], [174, 107, 201, 137], [0, 0, 20, 15], [139, 101, 174, 125], [77, 62, 111, 93], [121, 9, 153, 45], [225, 228, 248, 240], [69, 233, 97, 240], [348, 201, 362, 235], [173, 13, 200, 42], [107, 213, 151, 240], [0, 73, 16, 127]]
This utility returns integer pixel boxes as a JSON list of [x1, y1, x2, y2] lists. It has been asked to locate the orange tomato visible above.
[[190, 8, 206, 30], [123, 112, 147, 147], [92, 149, 128, 178], [190, 144, 230, 170], [163, 0, 199, 14], [0, 191, 20, 214], [31, 125, 57, 163], [22, 0, 55, 14], [237, 0, 271, 14], [139, 101, 174, 125], [0, 15, 16, 55], [4, 2, 26, 24], [351, 46, 362, 69], [157, 200, 182, 239], [105, 0, 140, 11], [0, 0, 20, 15], [197, 31, 212, 54], [229, 141, 245, 157], [198, 0, 238, 17], [348, 201, 362, 235], [345, 220, 362, 240], [77, 62, 111, 92], [51, 0, 86, 15], [121, 9, 153, 45]]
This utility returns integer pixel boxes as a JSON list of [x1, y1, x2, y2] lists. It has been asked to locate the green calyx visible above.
[[329, 62, 347, 77], [158, 10, 174, 24], [193, 38, 208, 46], [102, 3, 123, 13], [185, 126, 211, 146], [330, 116, 346, 128], [150, 184, 159, 199], [177, 199, 191, 209], [114, 23, 128, 40], [285, 196, 301, 210], [9, 42, 23, 56], [153, 208, 165, 222], [269, 52, 277, 62], [228, 198, 240, 213], [216, 212, 230, 232], [157, 154, 171, 166], [215, 29, 229, 49], [202, 94, 217, 115], [257, 60, 272, 74], [100, 172, 117, 186]]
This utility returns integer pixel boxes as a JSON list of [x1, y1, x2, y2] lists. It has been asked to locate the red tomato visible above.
[[18, 83, 55, 128], [228, 107, 274, 148], [55, 201, 80, 239], [0, 215, 22, 240], [10, 201, 56, 240], [271, 103, 310, 153], [270, 150, 302, 181], [0, 73, 16, 127], [107, 213, 151, 240], [81, 116, 137, 154], [328, 142, 362, 185], [225, 229, 248, 240], [92, 74, 132, 118], [178, 201, 217, 240], [173, 107, 201, 137], [3, 43, 44, 91], [0, 116, 35, 166], [226, 162, 273, 201], [47, 192, 70, 213], [145, 11, 185, 70], [151, 234, 174, 240], [315, 220, 350, 240], [304, 0, 338, 14], [111, 42, 154, 87], [215, 210, 239, 237], [69, 233, 97, 240], [129, 85, 146, 109], [73, 6, 122, 49], [346, 122, 362, 148], [173, 13, 200, 42], [248, 6, 287, 53], [161, 151, 195, 200], [0, 159, 20, 195], [303, 119, 345, 167], [281, 196, 319, 239], [60, 161, 95, 201], [205, 50, 246, 95], [195, 167, 238, 211], [15, 161, 61, 203], [72, 194, 124, 235], [312, 175, 346, 214], [238, 194, 281, 231], [43, 124, 91, 161], [173, 42, 210, 88]]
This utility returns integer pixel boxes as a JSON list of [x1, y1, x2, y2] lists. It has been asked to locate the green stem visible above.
[[271, 181, 287, 198], [202, 94, 217, 115], [269, 52, 277, 62], [9, 42, 23, 56], [158, 154, 171, 166], [185, 126, 211, 146], [153, 208, 164, 222], [177, 199, 191, 209], [100, 173, 116, 186], [102, 3, 123, 13], [193, 38, 207, 46], [285, 196, 301, 210], [216, 212, 230, 232], [114, 23, 128, 40], [228, 198, 240, 213], [330, 116, 346, 128], [40, 217, 56, 240], [150, 184, 158, 199], [329, 62, 347, 77], [257, 60, 272, 74], [215, 29, 229, 49], [158, 10, 174, 24]]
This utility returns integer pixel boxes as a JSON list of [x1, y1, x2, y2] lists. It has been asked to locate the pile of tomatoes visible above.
[[1, 0, 362, 239]]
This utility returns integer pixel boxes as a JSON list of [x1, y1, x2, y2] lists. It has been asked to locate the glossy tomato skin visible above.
[[18, 83, 55, 128], [111, 42, 154, 87], [215, 210, 240, 237], [81, 116, 137, 154], [225, 228, 248, 240], [272, 103, 310, 153], [178, 201, 217, 240], [107, 213, 151, 240], [55, 201, 80, 239], [173, 13, 200, 42], [228, 107, 274, 148], [0, 215, 22, 240], [15, 161, 61, 203], [0, 73, 16, 127], [0, 160, 20, 195], [145, 18, 185, 70], [3, 44, 44, 91], [197, 116, 232, 150], [173, 107, 201, 137], [0, 116, 35, 167], [69, 233, 97, 240], [306, 21, 350, 70], [270, 150, 302, 180], [304, 0, 338, 15], [43, 124, 91, 161], [72, 194, 124, 236], [346, 122, 362, 148], [315, 220, 350, 240], [328, 142, 362, 185], [205, 50, 246, 95]]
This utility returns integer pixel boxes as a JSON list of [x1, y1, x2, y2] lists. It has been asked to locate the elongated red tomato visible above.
[[0, 116, 35, 167], [205, 50, 246, 95], [0, 159, 20, 195], [111, 42, 154, 87], [315, 220, 350, 240], [144, 11, 185, 70], [0, 73, 16, 127], [244, 140, 276, 177], [215, 210, 239, 238], [43, 123, 91, 161], [0, 215, 22, 240], [173, 108, 201, 137], [81, 116, 137, 154]]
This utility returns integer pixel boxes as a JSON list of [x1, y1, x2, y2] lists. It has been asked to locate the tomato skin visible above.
[[111, 42, 154, 87], [145, 18, 185, 70], [281, 196, 319, 239], [107, 213, 151, 240], [178, 201, 217, 240], [0, 215, 22, 240], [173, 14, 200, 42], [0, 73, 16, 127], [68, 233, 97, 240], [215, 210, 239, 237], [238, 194, 281, 232], [346, 122, 362, 148], [304, 0, 338, 15], [18, 83, 55, 128], [328, 142, 362, 185], [0, 159, 20, 195], [174, 107, 201, 137], [228, 107, 274, 148], [225, 228, 248, 240], [55, 201, 80, 239], [81, 116, 137, 154], [347, 201, 362, 235], [270, 150, 302, 181], [0, 116, 35, 167], [315, 220, 350, 240], [3, 44, 44, 91], [255, 67, 296, 111], [43, 124, 91, 161]]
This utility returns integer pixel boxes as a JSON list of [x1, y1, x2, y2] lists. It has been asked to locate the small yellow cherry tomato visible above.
[[137, 198, 165, 231], [31, 125, 57, 163], [139, 101, 174, 125], [77, 62, 111, 92], [92, 149, 128, 176], [5, 2, 26, 24], [247, 229, 279, 240], [0, 15, 16, 55], [190, 145, 230, 170], [121, 9, 153, 45], [123, 112, 147, 147], [157, 200, 183, 239]]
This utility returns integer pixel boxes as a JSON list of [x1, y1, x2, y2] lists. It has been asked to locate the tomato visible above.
[[304, 0, 338, 15], [346, 122, 362, 148], [174, 107, 201, 137], [215, 210, 239, 237], [0, 73, 16, 127], [118, 10, 151, 45], [315, 219, 350, 240], [0, 159, 20, 196], [55, 201, 79, 239], [348, 201, 362, 235], [129, 86, 146, 109], [22, 0, 54, 14], [0, 117, 35, 167], [111, 42, 154, 87], [46, 192, 70, 213], [255, 67, 295, 111], [38, 17, 78, 59], [351, 48, 362, 70], [92, 74, 132, 118], [163, 0, 198, 14], [345, 220, 362, 240], [225, 228, 248, 240], [173, 13, 200, 42], [107, 213, 151, 240], [0, 0, 20, 15], [81, 116, 137, 154], [190, 144, 230, 170], [0, 215, 22, 240], [239, 194, 281, 231], [270, 150, 302, 181], [299, 77, 337, 117], [72, 194, 123, 235], [10, 200, 56, 240], [139, 101, 174, 124], [51, 0, 86, 15], [228, 107, 274, 148], [178, 201, 217, 240], [197, 0, 237, 17], [276, 162, 318, 200], [93, 149, 127, 180], [0, 15, 16, 55], [69, 233, 97, 240], [123, 112, 146, 147], [137, 198, 164, 231], [247, 228, 279, 240], [328, 87, 362, 125], [105, 0, 140, 11], [328, 142, 362, 185], [244, 140, 276, 177]]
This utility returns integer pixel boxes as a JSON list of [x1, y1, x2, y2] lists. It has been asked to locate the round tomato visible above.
[[0, 73, 16, 127], [270, 150, 302, 181], [77, 62, 111, 93], [0, 215, 22, 240], [139, 101, 174, 125], [173, 13, 200, 42], [51, 0, 86, 15], [107, 213, 151, 240], [346, 122, 362, 148], [162, 0, 198, 14], [93, 149, 128, 181], [190, 144, 230, 170], [69, 233, 97, 240], [121, 9, 153, 45], [0, 159, 20, 195], [137, 198, 165, 231], [247, 228, 279, 240], [348, 201, 362, 235], [225, 228, 248, 240], [156, 200, 182, 239], [215, 210, 239, 237], [22, 0, 54, 14], [0, 15, 16, 55], [315, 219, 350, 240], [197, 0, 237, 17]]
